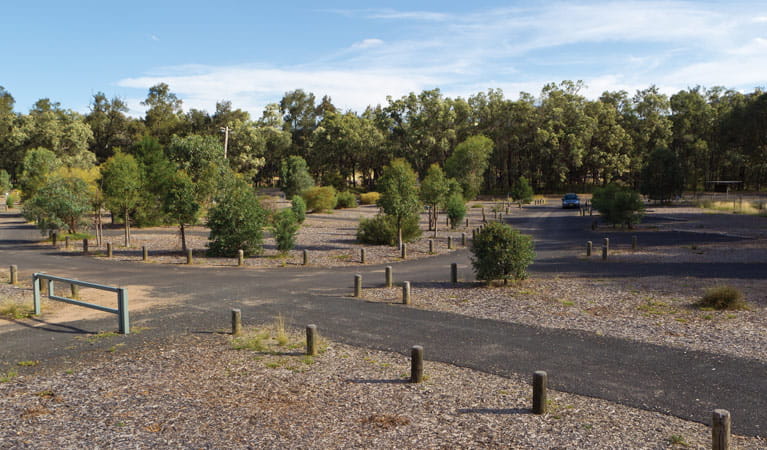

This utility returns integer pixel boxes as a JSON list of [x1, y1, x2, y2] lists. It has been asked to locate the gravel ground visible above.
[[1, 330, 764, 449]]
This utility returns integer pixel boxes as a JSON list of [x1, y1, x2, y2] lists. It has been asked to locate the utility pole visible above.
[[220, 126, 229, 159]]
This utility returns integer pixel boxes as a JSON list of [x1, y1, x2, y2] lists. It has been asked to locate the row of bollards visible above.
[[585, 236, 638, 259], [228, 309, 736, 447], [353, 263, 461, 300]]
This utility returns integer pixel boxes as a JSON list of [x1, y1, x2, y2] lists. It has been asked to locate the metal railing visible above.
[[33, 273, 129, 334]]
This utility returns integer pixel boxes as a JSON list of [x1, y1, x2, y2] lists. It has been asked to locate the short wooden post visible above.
[[303, 249, 308, 265], [631, 235, 637, 250], [360, 248, 366, 264], [712, 409, 731, 450], [446, 215, 449, 227], [9, 265, 17, 284], [447, 236, 453, 249], [472, 229, 476, 240], [428, 239, 434, 254], [51, 232, 58, 246], [586, 241, 592, 257], [231, 308, 242, 336], [461, 232, 466, 246], [107, 242, 113, 258], [532, 370, 548, 414], [237, 249, 244, 266], [385, 266, 393, 288], [186, 248, 193, 264], [410, 345, 424, 383], [602, 245, 608, 260], [482, 208, 486, 222], [465, 218, 469, 227], [65, 236, 70, 249], [591, 220, 597, 230], [82, 238, 89, 255], [401, 243, 407, 259], [451, 262, 458, 284], [70, 284, 79, 300], [354, 274, 362, 297], [142, 246, 148, 261], [306, 324, 318, 356], [603, 237, 610, 253], [402, 281, 411, 305]]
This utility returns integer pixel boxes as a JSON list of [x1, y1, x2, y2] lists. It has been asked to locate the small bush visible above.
[[357, 213, 421, 246], [359, 192, 381, 205], [5, 193, 15, 209], [698, 286, 748, 310], [471, 221, 535, 283], [291, 195, 306, 223], [592, 183, 644, 228], [302, 186, 337, 213], [335, 191, 358, 209], [271, 209, 300, 253], [445, 193, 466, 229]]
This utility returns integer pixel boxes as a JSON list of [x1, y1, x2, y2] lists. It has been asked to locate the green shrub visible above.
[[471, 221, 535, 283], [510, 176, 534, 204], [207, 177, 266, 257], [302, 186, 337, 213], [357, 213, 421, 246], [591, 183, 644, 228], [698, 286, 748, 310], [359, 192, 381, 205], [5, 193, 15, 209], [291, 195, 306, 223], [335, 191, 358, 209], [271, 209, 300, 254], [445, 193, 466, 229]]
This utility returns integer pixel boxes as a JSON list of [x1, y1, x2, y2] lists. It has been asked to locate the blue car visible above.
[[562, 193, 580, 209]]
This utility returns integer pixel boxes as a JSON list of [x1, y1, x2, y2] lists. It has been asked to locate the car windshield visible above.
[[564, 194, 578, 200]]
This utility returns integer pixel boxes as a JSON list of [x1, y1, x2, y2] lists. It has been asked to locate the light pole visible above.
[[220, 126, 229, 159]]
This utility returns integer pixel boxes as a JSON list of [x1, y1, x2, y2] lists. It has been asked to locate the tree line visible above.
[[1, 80, 765, 194]]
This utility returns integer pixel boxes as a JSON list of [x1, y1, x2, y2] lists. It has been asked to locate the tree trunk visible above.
[[397, 220, 403, 251], [180, 223, 187, 252], [124, 208, 130, 247]]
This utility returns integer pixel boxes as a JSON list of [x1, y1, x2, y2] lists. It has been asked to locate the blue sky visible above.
[[1, 1, 765, 117]]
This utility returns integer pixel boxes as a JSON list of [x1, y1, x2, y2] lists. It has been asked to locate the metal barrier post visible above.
[[117, 288, 130, 334], [33, 274, 41, 315]]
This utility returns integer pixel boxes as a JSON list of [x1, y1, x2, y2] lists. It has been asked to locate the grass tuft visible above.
[[697, 285, 749, 311], [0, 300, 33, 319]]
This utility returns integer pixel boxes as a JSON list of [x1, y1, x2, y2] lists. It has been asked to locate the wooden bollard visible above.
[[385, 266, 392, 288], [9, 265, 17, 284], [70, 284, 79, 300], [410, 345, 424, 383], [142, 246, 148, 261], [591, 220, 597, 230], [303, 249, 308, 265], [586, 241, 592, 257], [186, 248, 193, 264], [107, 242, 113, 258], [447, 236, 453, 249], [402, 281, 411, 305], [428, 239, 434, 254], [237, 249, 244, 266], [360, 248, 366, 264], [451, 263, 458, 284], [482, 208, 486, 222], [231, 308, 242, 336], [82, 239, 89, 255], [603, 237, 610, 253], [712, 409, 731, 450], [51, 232, 58, 246], [65, 236, 70, 249], [532, 371, 548, 414], [401, 243, 407, 259], [446, 215, 449, 227], [354, 274, 362, 297], [465, 218, 469, 227], [602, 245, 608, 260], [306, 324, 318, 356], [632, 235, 637, 250], [461, 232, 466, 246]]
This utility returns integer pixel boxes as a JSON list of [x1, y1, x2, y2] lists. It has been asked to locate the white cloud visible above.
[[351, 38, 384, 49], [119, 2, 767, 116], [150, 34, 160, 41]]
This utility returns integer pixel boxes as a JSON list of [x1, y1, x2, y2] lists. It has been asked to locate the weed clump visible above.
[[697, 286, 748, 310]]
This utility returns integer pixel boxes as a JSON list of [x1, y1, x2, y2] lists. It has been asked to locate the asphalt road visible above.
[[0, 207, 765, 436]]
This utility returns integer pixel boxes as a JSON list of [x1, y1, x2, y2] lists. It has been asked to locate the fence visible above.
[[33, 273, 130, 334]]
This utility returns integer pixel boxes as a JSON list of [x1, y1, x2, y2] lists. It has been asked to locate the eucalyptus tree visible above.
[[142, 83, 183, 145], [19, 98, 95, 169], [86, 92, 133, 161], [377, 158, 421, 250], [280, 89, 317, 160], [670, 87, 714, 190], [583, 99, 632, 185], [445, 135, 494, 200], [100, 151, 142, 246], [420, 164, 449, 231]]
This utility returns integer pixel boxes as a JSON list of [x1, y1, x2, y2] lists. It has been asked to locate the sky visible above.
[[1, 1, 765, 118]]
